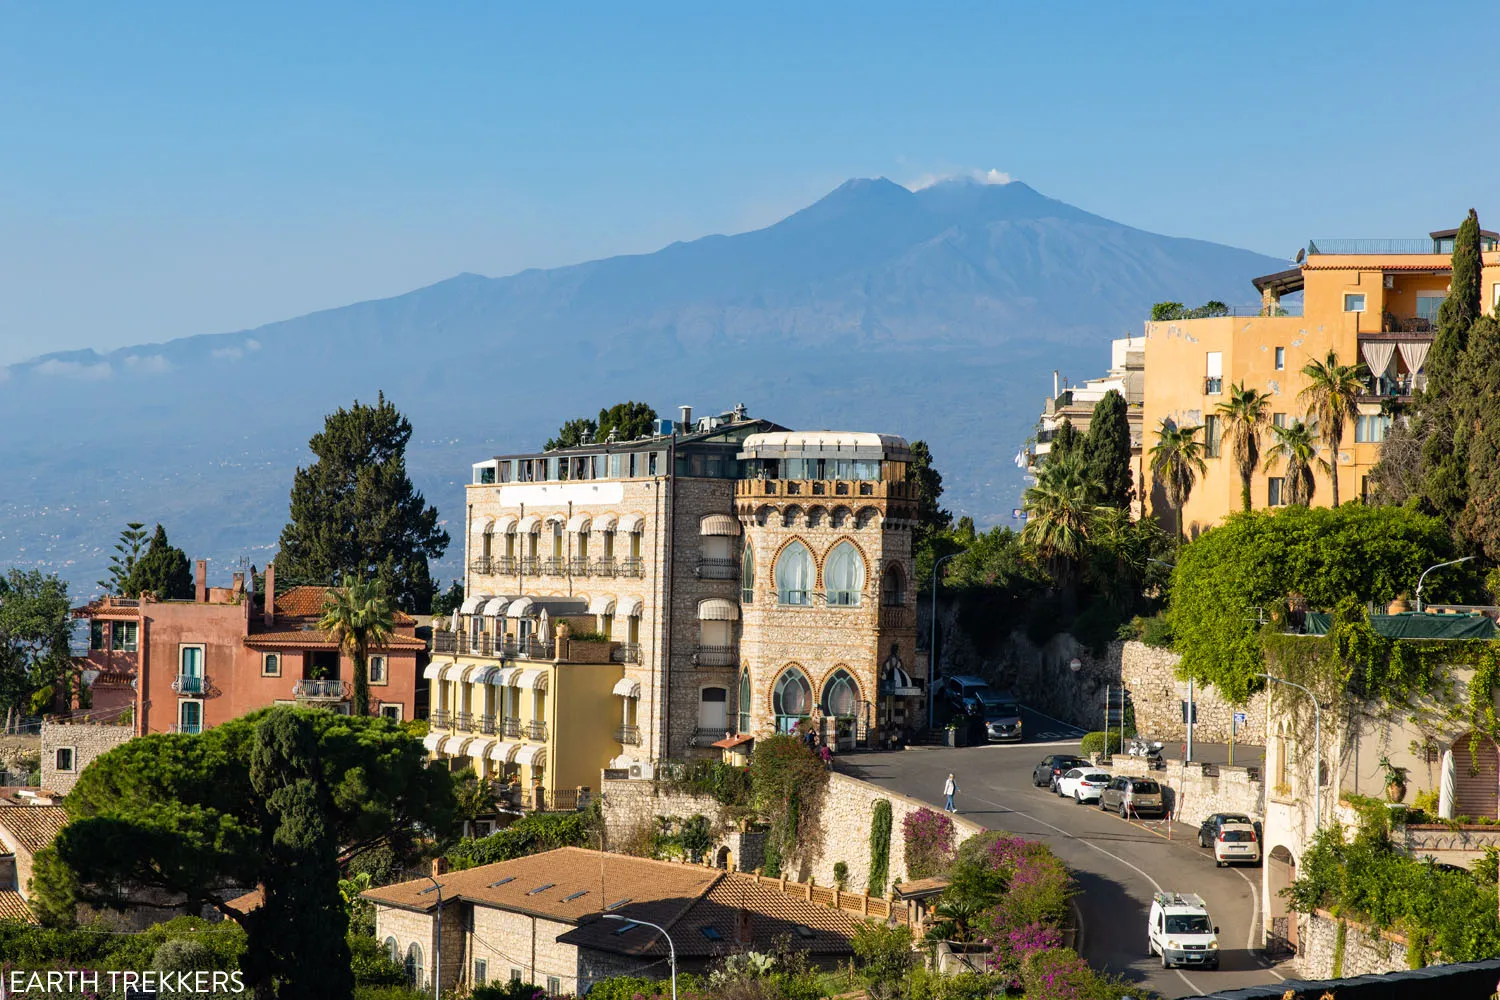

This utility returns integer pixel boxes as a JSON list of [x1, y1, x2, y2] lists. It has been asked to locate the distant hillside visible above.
[[0, 177, 1285, 598]]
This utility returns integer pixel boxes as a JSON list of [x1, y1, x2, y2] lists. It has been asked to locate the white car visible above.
[[1212, 821, 1261, 867], [1056, 767, 1111, 804], [1147, 891, 1219, 970]]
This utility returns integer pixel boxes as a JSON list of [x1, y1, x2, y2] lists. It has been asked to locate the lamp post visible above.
[[1414, 556, 1475, 613], [929, 551, 965, 730], [418, 875, 443, 1000], [1258, 672, 1322, 831], [603, 914, 676, 1000]]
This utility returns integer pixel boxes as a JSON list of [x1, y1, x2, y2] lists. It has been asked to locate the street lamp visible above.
[[1414, 556, 1475, 613], [418, 876, 443, 1000], [602, 914, 676, 1000], [1258, 672, 1323, 831], [929, 550, 966, 729]]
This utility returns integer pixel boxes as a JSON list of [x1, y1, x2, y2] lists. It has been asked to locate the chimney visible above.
[[263, 562, 276, 627], [1053, 370, 1060, 399], [231, 573, 244, 598], [194, 561, 207, 603], [734, 906, 754, 945], [432, 857, 449, 878], [679, 405, 693, 431]]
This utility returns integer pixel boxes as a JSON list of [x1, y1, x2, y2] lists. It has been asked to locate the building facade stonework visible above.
[[40, 720, 133, 794]]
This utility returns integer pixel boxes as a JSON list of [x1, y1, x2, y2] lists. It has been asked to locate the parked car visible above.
[[1147, 891, 1220, 970], [1211, 822, 1261, 867], [1197, 812, 1261, 848], [939, 675, 995, 715], [1099, 775, 1165, 818], [1056, 768, 1111, 804], [980, 690, 1023, 742], [1032, 754, 1087, 789]]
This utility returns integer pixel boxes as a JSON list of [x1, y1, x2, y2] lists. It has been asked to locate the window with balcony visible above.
[[775, 541, 814, 606], [1203, 415, 1221, 458], [178, 645, 204, 695], [1417, 293, 1445, 323], [698, 687, 728, 738], [741, 543, 755, 603], [1204, 351, 1223, 395], [369, 655, 387, 685], [262, 653, 281, 677], [824, 541, 865, 607], [696, 619, 734, 666], [178, 700, 203, 735], [698, 535, 735, 579], [112, 621, 138, 652], [1344, 293, 1366, 313], [881, 565, 906, 607], [1267, 477, 1285, 507]]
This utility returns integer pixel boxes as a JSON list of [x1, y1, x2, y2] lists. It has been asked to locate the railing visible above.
[[692, 645, 739, 667], [611, 642, 641, 664], [456, 711, 474, 731], [171, 674, 205, 695], [541, 557, 565, 576], [1203, 377, 1223, 395], [293, 678, 349, 700], [470, 556, 493, 574], [519, 556, 540, 574], [591, 558, 617, 578], [569, 557, 591, 577], [500, 716, 521, 738], [695, 558, 739, 580], [479, 714, 496, 735], [619, 557, 645, 578], [433, 631, 460, 653], [1308, 238, 1440, 255], [694, 727, 731, 745], [1361, 374, 1422, 398], [169, 723, 203, 734], [735, 479, 917, 501], [1384, 316, 1436, 333], [879, 606, 915, 629], [493, 556, 518, 574], [498, 637, 555, 660], [430, 710, 452, 729], [525, 721, 548, 741], [615, 724, 641, 745]]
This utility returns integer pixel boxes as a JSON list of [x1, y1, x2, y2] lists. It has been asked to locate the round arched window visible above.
[[821, 669, 859, 718], [775, 541, 814, 606], [773, 667, 813, 720], [404, 943, 423, 988], [738, 670, 752, 732], [824, 542, 866, 606]]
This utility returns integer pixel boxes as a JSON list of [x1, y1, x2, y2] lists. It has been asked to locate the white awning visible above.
[[588, 594, 616, 615], [448, 737, 475, 757], [494, 514, 518, 534], [612, 677, 642, 698], [513, 668, 549, 691], [491, 666, 520, 687], [422, 733, 445, 752], [1361, 340, 1396, 378], [698, 598, 739, 621], [467, 740, 496, 763], [481, 596, 512, 617], [700, 514, 739, 536], [460, 594, 492, 614], [594, 512, 618, 532], [517, 515, 541, 532], [544, 512, 567, 525], [466, 664, 501, 685], [423, 661, 448, 680], [488, 741, 521, 763], [566, 513, 591, 532], [618, 595, 643, 617], [617, 513, 645, 533], [1399, 340, 1431, 374], [440, 662, 467, 682], [513, 744, 545, 767], [506, 597, 536, 618]]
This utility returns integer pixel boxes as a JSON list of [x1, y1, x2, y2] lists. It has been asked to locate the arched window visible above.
[[384, 937, 399, 963], [404, 943, 424, 988], [482, 523, 495, 560], [824, 542, 865, 606], [741, 543, 755, 604], [773, 666, 813, 725], [881, 565, 906, 608], [775, 541, 814, 606], [821, 669, 859, 718], [738, 670, 752, 733]]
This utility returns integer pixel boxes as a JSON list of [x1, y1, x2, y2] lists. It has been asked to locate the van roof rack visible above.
[[1153, 891, 1206, 909]]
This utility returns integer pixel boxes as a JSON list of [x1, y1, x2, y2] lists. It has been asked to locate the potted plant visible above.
[[1379, 754, 1408, 803], [945, 721, 961, 748]]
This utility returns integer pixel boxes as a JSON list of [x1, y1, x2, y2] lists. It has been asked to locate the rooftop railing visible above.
[[1308, 238, 1440, 255]]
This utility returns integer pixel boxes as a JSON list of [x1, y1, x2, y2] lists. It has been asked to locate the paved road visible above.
[[839, 709, 1283, 1000]]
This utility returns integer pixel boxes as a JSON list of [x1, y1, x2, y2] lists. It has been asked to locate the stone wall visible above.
[[1103, 757, 1264, 829], [41, 721, 133, 794], [1121, 642, 1266, 745], [0, 735, 41, 779], [1296, 910, 1408, 980], [598, 777, 738, 849]]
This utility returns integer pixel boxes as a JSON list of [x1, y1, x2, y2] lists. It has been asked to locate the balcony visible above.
[[1360, 373, 1424, 399], [735, 478, 918, 502], [430, 710, 452, 729], [500, 716, 521, 738], [525, 721, 548, 741], [497, 637, 555, 660], [171, 674, 205, 695], [614, 724, 641, 746], [611, 642, 641, 664], [879, 606, 915, 629], [1203, 376, 1223, 395], [540, 556, 564, 576], [695, 558, 739, 580], [494, 556, 518, 574], [569, 557, 591, 577], [470, 556, 493, 574], [169, 723, 203, 734], [479, 714, 496, 735], [694, 727, 731, 745], [619, 557, 645, 578], [519, 556, 540, 575], [591, 558, 617, 578], [692, 645, 738, 667], [1308, 238, 1451, 255], [456, 711, 474, 731], [293, 678, 349, 701]]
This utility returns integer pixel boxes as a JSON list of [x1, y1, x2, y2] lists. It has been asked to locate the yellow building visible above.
[[1142, 227, 1500, 536]]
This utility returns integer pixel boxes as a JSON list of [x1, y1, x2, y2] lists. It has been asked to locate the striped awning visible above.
[[517, 515, 541, 532], [481, 596, 512, 617], [440, 662, 467, 682], [488, 741, 521, 763], [618, 595, 643, 617], [467, 740, 496, 763], [617, 513, 645, 533], [513, 744, 545, 767], [588, 594, 616, 615], [566, 513, 591, 532], [513, 668, 549, 691], [422, 661, 448, 680], [700, 514, 739, 536], [448, 736, 475, 757], [494, 514, 518, 533], [544, 512, 567, 525], [460, 594, 491, 615], [466, 664, 501, 685], [506, 597, 536, 619], [422, 733, 445, 752], [612, 677, 641, 698], [593, 512, 618, 532], [698, 598, 739, 621], [491, 666, 520, 687]]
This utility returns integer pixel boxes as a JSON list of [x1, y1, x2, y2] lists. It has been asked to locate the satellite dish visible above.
[[1294, 248, 1306, 263]]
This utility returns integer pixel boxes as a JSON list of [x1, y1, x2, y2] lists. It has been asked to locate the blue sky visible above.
[[3, 1, 1497, 365]]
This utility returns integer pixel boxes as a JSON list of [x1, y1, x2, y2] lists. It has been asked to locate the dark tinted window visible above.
[[1165, 915, 1212, 935], [1131, 780, 1160, 794], [1221, 830, 1254, 842]]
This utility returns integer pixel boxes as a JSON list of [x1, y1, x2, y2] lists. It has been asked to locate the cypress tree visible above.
[[1458, 314, 1500, 557], [124, 525, 193, 600], [1083, 390, 1133, 509], [1049, 419, 1081, 465], [1418, 210, 1483, 522]]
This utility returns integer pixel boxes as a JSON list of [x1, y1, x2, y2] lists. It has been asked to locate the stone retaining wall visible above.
[[1297, 909, 1408, 980], [1102, 756, 1264, 829], [1121, 642, 1266, 745]]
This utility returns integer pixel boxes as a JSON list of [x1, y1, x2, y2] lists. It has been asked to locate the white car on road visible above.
[[1212, 821, 1261, 867], [1147, 891, 1220, 970], [1055, 767, 1111, 804]]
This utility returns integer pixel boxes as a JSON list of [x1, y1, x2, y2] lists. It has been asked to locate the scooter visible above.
[[1128, 737, 1164, 764]]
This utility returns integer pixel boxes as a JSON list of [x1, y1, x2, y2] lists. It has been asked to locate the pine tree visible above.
[[276, 393, 449, 612], [1082, 390, 1133, 509], [98, 523, 147, 595], [1419, 209, 1484, 521], [596, 401, 658, 441], [123, 525, 193, 600]]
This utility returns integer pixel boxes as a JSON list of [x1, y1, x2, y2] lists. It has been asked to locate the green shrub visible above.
[[868, 798, 892, 897], [1134, 613, 1174, 648], [349, 932, 406, 987], [567, 630, 610, 642], [851, 921, 914, 985], [446, 811, 591, 870], [656, 759, 752, 807], [832, 861, 849, 890], [471, 980, 546, 1000], [1078, 731, 1120, 756]]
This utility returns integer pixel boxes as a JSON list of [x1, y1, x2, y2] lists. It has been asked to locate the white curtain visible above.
[[1360, 341, 1395, 378], [1398, 340, 1431, 375], [775, 541, 813, 604], [824, 542, 866, 605]]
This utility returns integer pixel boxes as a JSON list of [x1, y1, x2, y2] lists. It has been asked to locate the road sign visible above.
[[1234, 712, 1248, 726], [1012, 508, 1027, 520], [1181, 701, 1198, 724]]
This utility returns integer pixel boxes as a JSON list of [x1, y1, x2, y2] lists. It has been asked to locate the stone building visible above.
[[40, 719, 133, 794], [0, 805, 69, 921]]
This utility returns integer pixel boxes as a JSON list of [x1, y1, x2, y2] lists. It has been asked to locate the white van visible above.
[[1147, 891, 1219, 970]]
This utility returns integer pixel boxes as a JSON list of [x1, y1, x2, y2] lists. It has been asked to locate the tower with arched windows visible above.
[[734, 432, 920, 747]]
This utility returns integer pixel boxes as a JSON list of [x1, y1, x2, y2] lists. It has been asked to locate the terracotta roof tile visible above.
[[225, 887, 263, 914], [244, 628, 425, 649], [0, 890, 35, 923], [272, 586, 416, 625], [0, 806, 69, 856]]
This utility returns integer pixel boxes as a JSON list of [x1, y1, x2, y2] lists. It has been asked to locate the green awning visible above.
[[1302, 612, 1496, 640]]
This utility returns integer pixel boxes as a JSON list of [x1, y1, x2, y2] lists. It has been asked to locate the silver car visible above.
[[1099, 776, 1165, 818]]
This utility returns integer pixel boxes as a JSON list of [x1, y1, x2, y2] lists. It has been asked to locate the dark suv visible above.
[[1032, 754, 1087, 789]]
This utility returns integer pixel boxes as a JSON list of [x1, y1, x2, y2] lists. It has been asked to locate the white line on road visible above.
[[963, 790, 1204, 997], [1227, 863, 1284, 980], [1023, 706, 1089, 736]]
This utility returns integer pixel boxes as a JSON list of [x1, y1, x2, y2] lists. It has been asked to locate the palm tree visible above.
[[1299, 350, 1367, 507], [1021, 453, 1097, 581], [1148, 420, 1208, 546], [1215, 381, 1273, 512], [318, 577, 394, 716], [1266, 419, 1329, 507]]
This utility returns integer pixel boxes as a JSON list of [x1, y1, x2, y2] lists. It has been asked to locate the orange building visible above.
[[74, 561, 426, 735], [1142, 227, 1500, 537]]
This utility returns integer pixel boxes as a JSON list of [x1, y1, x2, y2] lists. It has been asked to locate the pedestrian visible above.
[[820, 743, 832, 769], [943, 772, 958, 812]]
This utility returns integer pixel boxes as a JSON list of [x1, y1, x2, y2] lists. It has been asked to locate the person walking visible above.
[[943, 772, 958, 812]]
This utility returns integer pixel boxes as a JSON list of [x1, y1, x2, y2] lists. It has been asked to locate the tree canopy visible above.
[[98, 523, 147, 595], [1166, 504, 1454, 700], [0, 570, 73, 717], [275, 393, 449, 612], [1081, 390, 1132, 510], [124, 524, 193, 600], [318, 580, 395, 716], [545, 401, 660, 450], [34, 707, 456, 999], [1151, 300, 1230, 321]]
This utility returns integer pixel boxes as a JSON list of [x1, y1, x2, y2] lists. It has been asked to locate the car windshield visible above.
[[1165, 914, 1212, 935], [1222, 830, 1254, 842], [1131, 781, 1160, 794]]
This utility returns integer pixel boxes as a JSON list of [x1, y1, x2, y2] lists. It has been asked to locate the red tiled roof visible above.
[[0, 890, 35, 923], [272, 586, 415, 625], [244, 627, 425, 649], [70, 600, 140, 620], [225, 887, 263, 914], [0, 806, 69, 856]]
